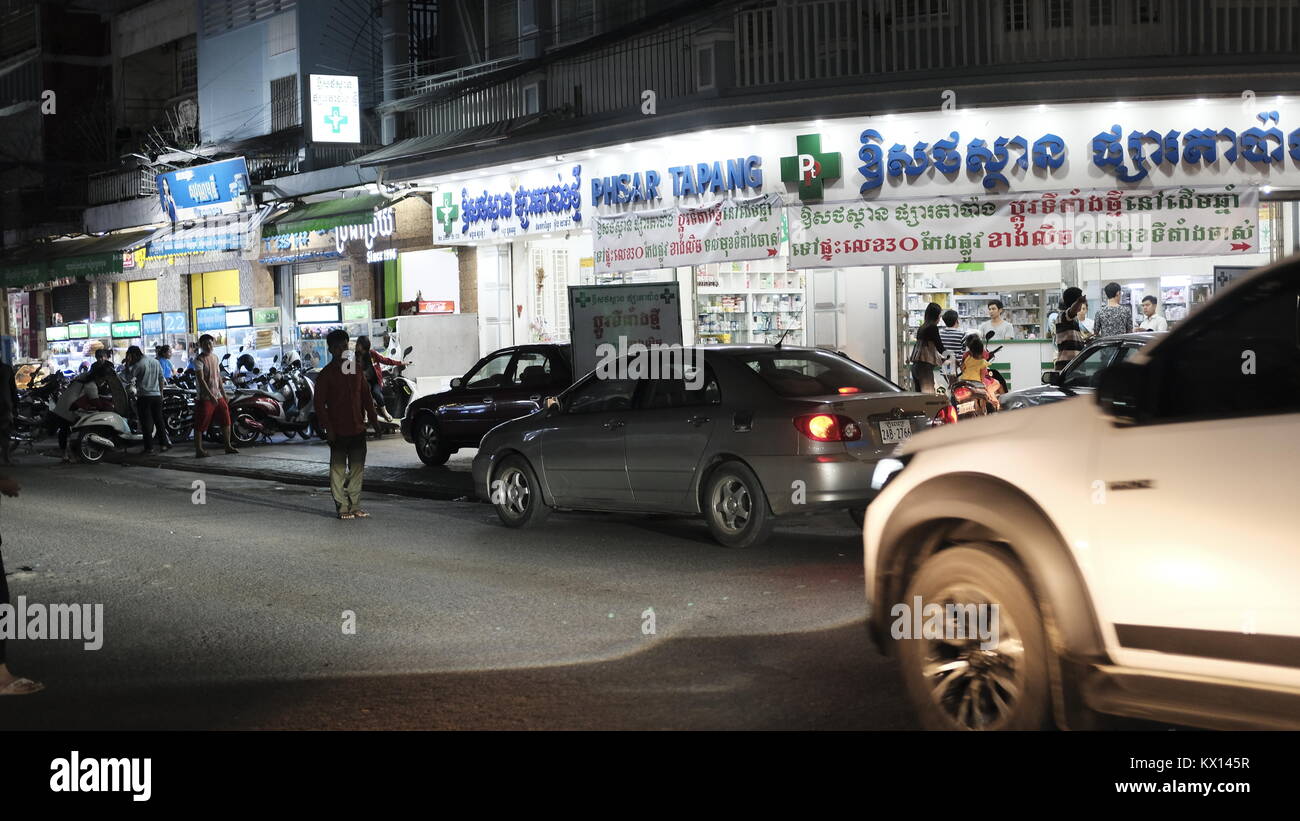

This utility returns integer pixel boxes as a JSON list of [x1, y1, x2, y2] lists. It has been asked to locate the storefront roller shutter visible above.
[[51, 281, 91, 323]]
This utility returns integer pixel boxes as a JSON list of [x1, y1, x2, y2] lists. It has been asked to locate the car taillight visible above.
[[932, 406, 958, 425], [954, 386, 973, 401], [794, 413, 861, 442], [836, 386, 860, 394]]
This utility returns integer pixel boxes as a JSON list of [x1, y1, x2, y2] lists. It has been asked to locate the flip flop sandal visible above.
[[338, 512, 356, 520], [0, 677, 45, 696], [353, 510, 371, 518]]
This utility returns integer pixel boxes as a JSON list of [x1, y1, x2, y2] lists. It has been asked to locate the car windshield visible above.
[[733, 351, 898, 397]]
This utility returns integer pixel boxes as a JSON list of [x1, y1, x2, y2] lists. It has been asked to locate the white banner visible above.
[[789, 185, 1259, 267], [567, 283, 684, 378], [592, 194, 785, 273]]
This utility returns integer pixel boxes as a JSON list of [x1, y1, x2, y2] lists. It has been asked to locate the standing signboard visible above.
[[566, 282, 683, 379]]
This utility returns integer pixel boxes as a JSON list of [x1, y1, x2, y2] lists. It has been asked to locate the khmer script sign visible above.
[[593, 194, 784, 273], [788, 184, 1258, 267]]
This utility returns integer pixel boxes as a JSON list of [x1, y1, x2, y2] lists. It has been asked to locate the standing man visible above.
[[315, 329, 379, 520], [192, 334, 238, 458], [127, 345, 169, 454], [1093, 282, 1133, 337], [0, 472, 42, 696], [1138, 295, 1168, 331], [978, 300, 1018, 340]]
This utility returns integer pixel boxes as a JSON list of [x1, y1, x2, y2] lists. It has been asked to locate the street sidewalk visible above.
[[126, 434, 477, 501]]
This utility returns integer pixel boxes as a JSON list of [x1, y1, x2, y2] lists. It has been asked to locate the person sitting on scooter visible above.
[[51, 361, 114, 462], [959, 337, 1001, 410], [354, 336, 409, 424]]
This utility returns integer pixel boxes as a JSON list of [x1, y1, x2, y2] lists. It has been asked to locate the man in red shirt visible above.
[[315, 329, 379, 519]]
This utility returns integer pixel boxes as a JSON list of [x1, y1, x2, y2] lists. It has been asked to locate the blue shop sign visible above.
[[592, 156, 764, 206], [156, 157, 251, 222]]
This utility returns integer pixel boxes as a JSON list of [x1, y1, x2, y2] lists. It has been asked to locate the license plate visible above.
[[956, 402, 977, 415], [879, 419, 912, 444]]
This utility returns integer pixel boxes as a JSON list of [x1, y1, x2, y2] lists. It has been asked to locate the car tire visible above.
[[414, 415, 450, 466], [895, 543, 1052, 730], [492, 454, 551, 529], [702, 460, 774, 548]]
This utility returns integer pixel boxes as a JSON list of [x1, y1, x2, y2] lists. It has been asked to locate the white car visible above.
[[863, 257, 1300, 730]]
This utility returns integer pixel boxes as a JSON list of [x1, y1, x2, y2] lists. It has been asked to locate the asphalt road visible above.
[[0, 454, 914, 730]]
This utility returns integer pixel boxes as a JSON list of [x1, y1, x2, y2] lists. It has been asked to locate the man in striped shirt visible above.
[[1053, 287, 1088, 371], [938, 310, 966, 377]]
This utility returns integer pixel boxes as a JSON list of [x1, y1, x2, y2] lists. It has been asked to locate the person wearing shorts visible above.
[[192, 334, 239, 458]]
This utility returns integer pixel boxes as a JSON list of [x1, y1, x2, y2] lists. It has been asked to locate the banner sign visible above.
[[788, 185, 1258, 267], [156, 158, 251, 223], [593, 194, 784, 273], [434, 166, 583, 243], [567, 283, 683, 378]]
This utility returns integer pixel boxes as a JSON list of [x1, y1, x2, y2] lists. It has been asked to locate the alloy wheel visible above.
[[918, 583, 1025, 730], [496, 465, 531, 520], [710, 476, 752, 534]]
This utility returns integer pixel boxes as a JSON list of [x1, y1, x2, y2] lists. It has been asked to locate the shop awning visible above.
[[0, 230, 154, 288], [144, 211, 258, 257], [262, 194, 392, 236]]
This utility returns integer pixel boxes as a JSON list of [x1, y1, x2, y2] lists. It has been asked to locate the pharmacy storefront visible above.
[[419, 94, 1300, 384]]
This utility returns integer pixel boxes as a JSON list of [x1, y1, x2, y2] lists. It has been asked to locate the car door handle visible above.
[[603, 419, 625, 430], [687, 415, 710, 426], [529, 394, 542, 402], [481, 396, 494, 404]]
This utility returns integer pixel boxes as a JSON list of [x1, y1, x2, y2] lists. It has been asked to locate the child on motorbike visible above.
[[958, 337, 1002, 411]]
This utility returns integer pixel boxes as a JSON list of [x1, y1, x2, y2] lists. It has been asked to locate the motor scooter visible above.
[[380, 345, 416, 419], [229, 357, 319, 445], [936, 331, 1008, 424], [70, 370, 143, 462]]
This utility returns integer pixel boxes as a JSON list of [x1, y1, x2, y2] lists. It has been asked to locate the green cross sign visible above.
[[324, 105, 348, 134], [436, 192, 460, 237], [780, 133, 841, 201]]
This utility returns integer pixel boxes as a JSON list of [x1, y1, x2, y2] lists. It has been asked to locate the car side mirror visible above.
[[449, 377, 463, 389], [1096, 360, 1147, 422], [1042, 370, 1061, 385]]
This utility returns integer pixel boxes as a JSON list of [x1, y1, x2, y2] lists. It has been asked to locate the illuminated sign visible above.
[[45, 326, 68, 341], [309, 75, 360, 144], [68, 324, 90, 339], [225, 308, 252, 328], [111, 321, 142, 339], [296, 303, 342, 324], [196, 306, 227, 332], [141, 312, 163, 335], [90, 321, 112, 337]]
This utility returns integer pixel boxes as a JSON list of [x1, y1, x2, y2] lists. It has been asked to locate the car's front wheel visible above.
[[895, 544, 1052, 730], [702, 460, 773, 548], [414, 415, 450, 466], [492, 454, 551, 529]]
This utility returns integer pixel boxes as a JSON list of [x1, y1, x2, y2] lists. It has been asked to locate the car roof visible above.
[[1095, 331, 1162, 344]]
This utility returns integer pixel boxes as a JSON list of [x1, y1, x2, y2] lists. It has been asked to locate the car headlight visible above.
[[871, 456, 910, 492]]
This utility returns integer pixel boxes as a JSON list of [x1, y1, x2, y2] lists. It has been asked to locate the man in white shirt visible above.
[[1137, 294, 1168, 331], [977, 300, 1018, 340]]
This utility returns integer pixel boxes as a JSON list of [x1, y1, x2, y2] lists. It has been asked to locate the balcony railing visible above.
[[389, 0, 1300, 143], [86, 166, 155, 207], [734, 0, 1300, 88]]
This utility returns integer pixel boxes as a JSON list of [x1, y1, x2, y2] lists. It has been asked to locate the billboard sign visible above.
[[309, 75, 361, 144], [155, 157, 251, 223]]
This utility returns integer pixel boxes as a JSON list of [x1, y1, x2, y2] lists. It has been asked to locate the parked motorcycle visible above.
[[11, 366, 66, 451], [380, 345, 416, 419], [228, 357, 319, 445]]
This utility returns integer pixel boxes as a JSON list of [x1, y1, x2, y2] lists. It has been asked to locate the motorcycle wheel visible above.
[[77, 434, 106, 464], [232, 415, 259, 446]]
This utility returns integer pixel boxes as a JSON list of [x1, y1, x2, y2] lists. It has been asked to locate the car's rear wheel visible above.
[[895, 544, 1051, 730], [702, 460, 773, 548], [492, 454, 551, 528], [414, 415, 450, 466]]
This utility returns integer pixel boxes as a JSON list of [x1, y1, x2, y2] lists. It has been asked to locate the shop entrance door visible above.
[[476, 245, 513, 356]]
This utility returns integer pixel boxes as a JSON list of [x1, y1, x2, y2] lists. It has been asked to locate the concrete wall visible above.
[[197, 11, 299, 142], [114, 0, 196, 61]]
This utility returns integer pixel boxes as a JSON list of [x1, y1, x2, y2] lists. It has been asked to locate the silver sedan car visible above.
[[471, 345, 946, 548]]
